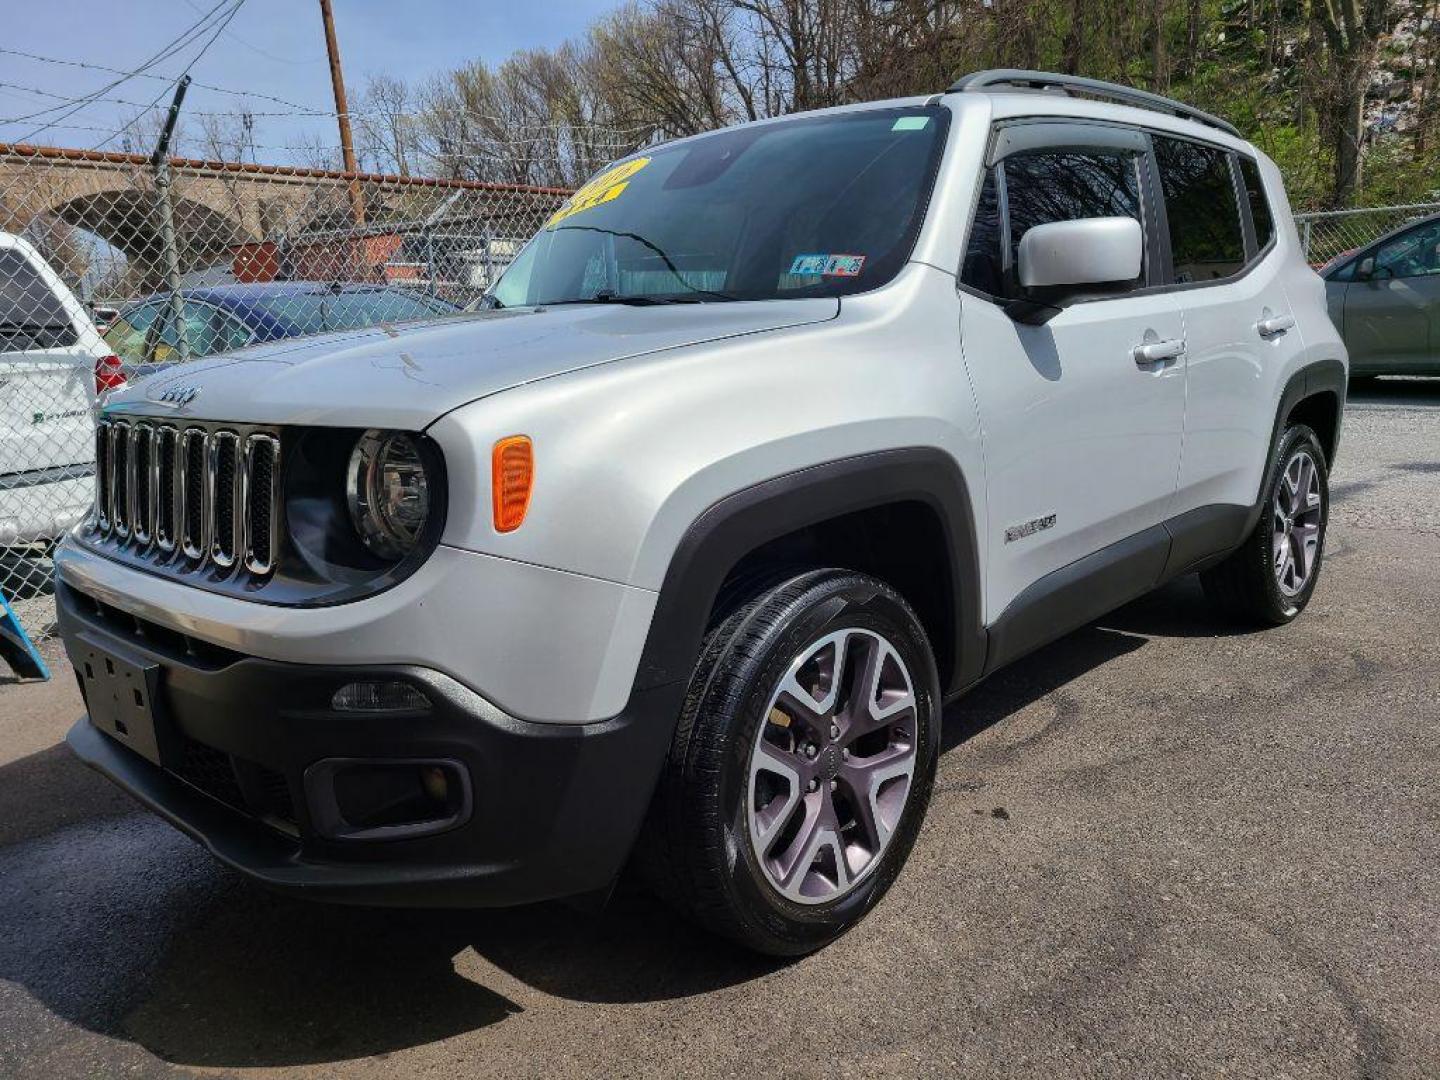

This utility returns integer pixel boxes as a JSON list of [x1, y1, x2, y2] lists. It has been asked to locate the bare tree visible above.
[[1312, 0, 1391, 205]]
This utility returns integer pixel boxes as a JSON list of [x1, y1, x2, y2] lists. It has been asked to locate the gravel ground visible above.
[[1, 379, 1437, 1079]]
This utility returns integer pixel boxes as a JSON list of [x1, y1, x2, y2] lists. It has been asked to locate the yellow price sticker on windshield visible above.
[[546, 157, 651, 230]]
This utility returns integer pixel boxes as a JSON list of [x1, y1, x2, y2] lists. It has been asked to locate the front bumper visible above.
[[58, 581, 680, 907]]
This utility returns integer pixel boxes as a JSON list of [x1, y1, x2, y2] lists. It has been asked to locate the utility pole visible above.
[[319, 0, 365, 224], [151, 75, 192, 364]]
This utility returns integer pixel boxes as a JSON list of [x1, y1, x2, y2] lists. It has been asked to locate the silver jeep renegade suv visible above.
[[58, 71, 1346, 955]]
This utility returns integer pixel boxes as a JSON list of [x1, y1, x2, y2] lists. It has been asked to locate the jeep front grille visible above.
[[94, 418, 281, 577]]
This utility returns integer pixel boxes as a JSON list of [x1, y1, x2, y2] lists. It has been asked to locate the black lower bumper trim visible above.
[[58, 582, 682, 907]]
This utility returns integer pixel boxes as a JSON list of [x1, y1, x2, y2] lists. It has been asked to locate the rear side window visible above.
[[0, 248, 79, 350], [1154, 136, 1246, 283], [103, 302, 161, 362], [1238, 156, 1274, 249]]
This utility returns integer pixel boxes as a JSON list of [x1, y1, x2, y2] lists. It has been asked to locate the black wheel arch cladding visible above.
[[630, 448, 986, 701]]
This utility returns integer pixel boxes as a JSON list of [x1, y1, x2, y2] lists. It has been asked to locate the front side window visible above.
[[1155, 136, 1246, 283], [960, 169, 1003, 295], [961, 145, 1145, 297], [490, 106, 950, 307], [1372, 220, 1440, 279]]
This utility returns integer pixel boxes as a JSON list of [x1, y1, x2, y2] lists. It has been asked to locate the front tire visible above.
[[638, 569, 940, 956], [1200, 424, 1330, 625]]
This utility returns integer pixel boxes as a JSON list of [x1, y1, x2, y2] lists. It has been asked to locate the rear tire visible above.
[[638, 569, 940, 956], [1200, 424, 1329, 626]]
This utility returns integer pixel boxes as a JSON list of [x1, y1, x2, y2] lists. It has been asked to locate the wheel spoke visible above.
[[843, 637, 917, 739], [839, 743, 915, 851], [1295, 521, 1320, 579], [775, 630, 848, 735], [749, 740, 807, 852], [772, 795, 825, 888]]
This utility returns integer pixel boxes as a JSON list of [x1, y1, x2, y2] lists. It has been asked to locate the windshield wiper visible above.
[[544, 291, 705, 307]]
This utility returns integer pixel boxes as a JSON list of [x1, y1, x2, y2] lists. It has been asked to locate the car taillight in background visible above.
[[95, 354, 126, 395]]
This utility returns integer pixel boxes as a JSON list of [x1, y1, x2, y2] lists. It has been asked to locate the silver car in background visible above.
[[1323, 212, 1440, 378]]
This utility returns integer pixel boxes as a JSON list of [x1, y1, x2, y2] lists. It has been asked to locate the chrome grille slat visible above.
[[130, 423, 153, 547], [243, 435, 280, 576], [180, 428, 209, 562], [94, 419, 112, 535], [110, 423, 129, 539], [208, 431, 241, 570], [91, 418, 281, 580], [155, 426, 179, 553]]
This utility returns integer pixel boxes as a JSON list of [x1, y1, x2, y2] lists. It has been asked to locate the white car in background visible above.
[[0, 231, 109, 564]]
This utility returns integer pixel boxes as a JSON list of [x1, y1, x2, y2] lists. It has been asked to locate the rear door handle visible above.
[[1256, 313, 1295, 338], [1133, 339, 1185, 366]]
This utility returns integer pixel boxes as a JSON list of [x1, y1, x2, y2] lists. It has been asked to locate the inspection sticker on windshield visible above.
[[789, 253, 867, 277], [546, 157, 651, 230]]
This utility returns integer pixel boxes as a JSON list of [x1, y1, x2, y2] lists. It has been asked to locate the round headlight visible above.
[[346, 430, 431, 559]]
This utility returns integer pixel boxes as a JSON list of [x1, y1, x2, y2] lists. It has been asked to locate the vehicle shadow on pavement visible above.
[[0, 575, 1264, 1070]]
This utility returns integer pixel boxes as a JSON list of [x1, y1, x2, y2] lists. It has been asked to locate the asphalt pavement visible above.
[[1, 379, 1437, 1079]]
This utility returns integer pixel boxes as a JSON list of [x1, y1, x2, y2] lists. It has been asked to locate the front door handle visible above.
[[1256, 313, 1295, 338], [1133, 338, 1185, 367]]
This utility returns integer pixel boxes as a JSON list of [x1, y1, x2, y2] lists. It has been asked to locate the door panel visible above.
[[1344, 277, 1433, 370], [1173, 262, 1297, 510], [961, 294, 1186, 622]]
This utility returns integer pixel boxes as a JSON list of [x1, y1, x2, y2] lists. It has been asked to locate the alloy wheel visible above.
[[1272, 448, 1323, 597], [746, 628, 918, 905]]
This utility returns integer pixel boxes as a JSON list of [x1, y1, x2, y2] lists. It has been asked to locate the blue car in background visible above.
[[101, 281, 459, 381]]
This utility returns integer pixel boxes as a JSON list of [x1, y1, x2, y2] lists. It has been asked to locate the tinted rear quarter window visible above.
[[1154, 136, 1246, 283], [1238, 156, 1274, 249], [0, 248, 79, 350]]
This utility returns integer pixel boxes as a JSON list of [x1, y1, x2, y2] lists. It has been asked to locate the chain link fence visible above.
[[1295, 202, 1440, 268], [0, 142, 569, 654]]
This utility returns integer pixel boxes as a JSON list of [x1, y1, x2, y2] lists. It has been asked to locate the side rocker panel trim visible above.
[[631, 448, 985, 698]]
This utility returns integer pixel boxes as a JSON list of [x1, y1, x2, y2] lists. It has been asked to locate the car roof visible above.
[[958, 90, 1256, 154]]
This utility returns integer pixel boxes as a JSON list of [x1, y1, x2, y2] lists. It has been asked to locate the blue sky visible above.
[[0, 0, 620, 163]]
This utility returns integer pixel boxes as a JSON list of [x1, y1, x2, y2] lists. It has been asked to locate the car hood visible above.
[[102, 299, 839, 429]]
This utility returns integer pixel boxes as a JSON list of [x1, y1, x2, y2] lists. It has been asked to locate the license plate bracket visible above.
[[75, 633, 171, 767]]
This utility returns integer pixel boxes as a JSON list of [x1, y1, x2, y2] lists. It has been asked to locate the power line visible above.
[[182, 0, 319, 65], [0, 45, 334, 117], [94, 0, 249, 152], [2, 0, 237, 137]]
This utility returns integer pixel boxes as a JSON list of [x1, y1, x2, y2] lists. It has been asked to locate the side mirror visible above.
[[1356, 256, 1375, 280], [1006, 217, 1143, 325], [1018, 216, 1144, 291]]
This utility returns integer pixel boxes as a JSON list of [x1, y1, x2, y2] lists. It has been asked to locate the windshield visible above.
[[489, 105, 950, 307]]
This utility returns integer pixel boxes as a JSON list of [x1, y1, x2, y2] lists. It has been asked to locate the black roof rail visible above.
[[948, 69, 1242, 139]]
